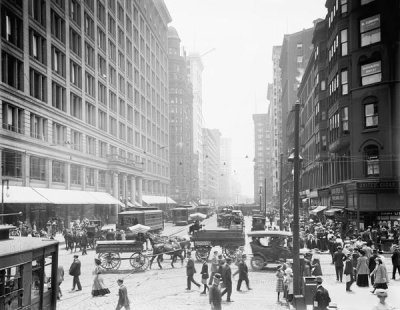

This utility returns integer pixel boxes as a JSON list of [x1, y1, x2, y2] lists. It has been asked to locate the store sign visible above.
[[360, 15, 380, 33], [361, 61, 381, 77], [357, 181, 398, 189], [379, 211, 400, 216], [331, 186, 345, 204]]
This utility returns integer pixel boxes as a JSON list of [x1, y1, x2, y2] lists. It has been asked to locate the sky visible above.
[[164, 0, 327, 198]]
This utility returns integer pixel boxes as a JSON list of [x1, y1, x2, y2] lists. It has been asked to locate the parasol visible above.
[[128, 224, 151, 234], [189, 212, 207, 220]]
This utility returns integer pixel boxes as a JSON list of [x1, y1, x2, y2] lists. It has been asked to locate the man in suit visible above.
[[209, 251, 219, 285], [69, 255, 82, 291], [392, 246, 400, 280], [234, 254, 252, 291], [313, 277, 331, 310], [333, 246, 346, 282], [221, 257, 233, 302], [186, 251, 200, 290], [116, 279, 130, 310], [209, 273, 222, 310], [343, 253, 354, 292]]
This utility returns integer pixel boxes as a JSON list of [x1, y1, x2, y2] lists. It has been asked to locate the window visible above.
[[342, 107, 349, 134], [70, 60, 82, 88], [71, 130, 82, 151], [52, 122, 66, 145], [29, 29, 47, 64], [86, 136, 96, 155], [97, 0, 106, 25], [341, 70, 348, 95], [128, 127, 133, 144], [1, 149, 22, 177], [30, 156, 46, 180], [109, 65, 117, 87], [98, 55, 107, 77], [52, 82, 66, 111], [29, 0, 46, 27], [69, 0, 81, 26], [341, 29, 348, 56], [108, 0, 115, 12], [360, 15, 381, 47], [361, 0, 375, 5], [52, 160, 65, 182], [1, 7, 23, 48], [98, 170, 106, 187], [119, 99, 126, 117], [84, 13, 95, 40], [98, 82, 107, 105], [108, 14, 116, 37], [71, 164, 81, 185], [98, 109, 107, 131], [99, 141, 107, 158], [52, 46, 66, 77], [85, 102, 96, 126], [364, 102, 378, 128], [30, 69, 47, 102], [118, 51, 125, 71], [86, 168, 95, 186], [361, 61, 382, 86], [109, 40, 116, 63], [70, 28, 81, 56], [2, 102, 24, 134], [30, 113, 48, 140], [1, 52, 24, 91], [51, 10, 65, 43], [119, 74, 125, 94], [85, 72, 95, 96], [110, 116, 117, 136], [109, 91, 117, 112], [85, 42, 95, 68], [97, 27, 106, 51], [70, 93, 82, 119], [84, 0, 94, 11], [127, 105, 133, 123], [364, 145, 379, 176], [118, 3, 124, 23], [119, 122, 126, 140], [118, 27, 124, 49], [341, 0, 347, 13]]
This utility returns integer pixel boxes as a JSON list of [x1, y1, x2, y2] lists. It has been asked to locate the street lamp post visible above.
[[292, 101, 301, 296], [279, 153, 284, 230], [1, 179, 10, 225]]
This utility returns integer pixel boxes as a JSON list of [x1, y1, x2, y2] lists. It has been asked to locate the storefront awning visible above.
[[142, 195, 176, 204], [309, 205, 327, 215], [324, 208, 343, 216], [0, 186, 51, 204], [87, 191, 120, 204]]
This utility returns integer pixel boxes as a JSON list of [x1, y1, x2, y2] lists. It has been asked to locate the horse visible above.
[[148, 236, 185, 269]]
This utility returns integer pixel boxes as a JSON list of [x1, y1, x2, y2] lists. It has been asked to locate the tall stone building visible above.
[[167, 26, 194, 204], [0, 0, 171, 226], [219, 137, 232, 205], [202, 128, 220, 203]]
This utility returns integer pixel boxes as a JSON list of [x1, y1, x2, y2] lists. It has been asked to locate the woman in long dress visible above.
[[356, 250, 370, 287], [92, 259, 110, 297]]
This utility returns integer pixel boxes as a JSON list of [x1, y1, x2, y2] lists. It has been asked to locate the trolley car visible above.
[[171, 205, 197, 225], [197, 204, 212, 218], [0, 225, 58, 310], [118, 210, 164, 232]]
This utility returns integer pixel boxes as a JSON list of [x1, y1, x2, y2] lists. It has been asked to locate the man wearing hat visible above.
[[209, 273, 222, 310], [391, 246, 400, 280], [234, 254, 252, 292], [221, 257, 233, 302], [69, 255, 82, 291], [186, 251, 201, 290], [343, 253, 354, 292], [313, 277, 331, 310], [333, 246, 346, 282]]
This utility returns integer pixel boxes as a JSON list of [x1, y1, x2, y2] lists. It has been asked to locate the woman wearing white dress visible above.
[[91, 258, 110, 297]]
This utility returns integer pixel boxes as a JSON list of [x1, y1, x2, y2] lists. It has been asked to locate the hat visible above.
[[95, 258, 101, 265], [316, 276, 323, 284], [74, 255, 79, 258], [375, 289, 388, 297]]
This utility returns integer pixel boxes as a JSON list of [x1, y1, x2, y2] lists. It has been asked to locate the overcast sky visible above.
[[164, 0, 327, 198]]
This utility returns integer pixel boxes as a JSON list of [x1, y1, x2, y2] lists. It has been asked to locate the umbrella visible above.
[[189, 213, 207, 220], [101, 224, 116, 231], [128, 224, 151, 234]]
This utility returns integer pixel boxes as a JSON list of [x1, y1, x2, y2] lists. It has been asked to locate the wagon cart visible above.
[[96, 240, 148, 271], [190, 229, 245, 261], [86, 225, 98, 249]]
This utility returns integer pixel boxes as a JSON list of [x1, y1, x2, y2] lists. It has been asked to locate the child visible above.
[[275, 265, 285, 302]]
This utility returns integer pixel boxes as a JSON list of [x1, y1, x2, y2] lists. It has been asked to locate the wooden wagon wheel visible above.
[[129, 252, 148, 270], [98, 252, 121, 270], [195, 247, 210, 261], [222, 246, 238, 260]]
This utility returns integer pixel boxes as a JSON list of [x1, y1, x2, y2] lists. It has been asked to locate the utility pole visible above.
[[292, 101, 301, 296], [279, 153, 283, 230], [264, 178, 267, 214]]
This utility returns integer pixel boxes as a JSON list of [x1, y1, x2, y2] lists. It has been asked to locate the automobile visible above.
[[247, 230, 293, 270], [251, 215, 266, 231]]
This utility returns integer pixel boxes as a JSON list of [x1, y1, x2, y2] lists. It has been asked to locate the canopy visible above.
[[142, 195, 176, 204], [309, 205, 327, 215], [128, 224, 151, 234], [247, 230, 292, 237], [101, 224, 116, 231], [0, 186, 51, 204], [189, 212, 206, 220], [324, 208, 343, 216]]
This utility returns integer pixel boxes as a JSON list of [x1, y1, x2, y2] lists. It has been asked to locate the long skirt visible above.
[[374, 282, 388, 289], [92, 275, 110, 297], [356, 274, 369, 287]]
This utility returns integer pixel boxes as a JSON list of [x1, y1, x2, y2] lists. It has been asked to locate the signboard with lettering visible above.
[[360, 15, 380, 33], [331, 186, 345, 206], [356, 181, 398, 190], [361, 61, 381, 77]]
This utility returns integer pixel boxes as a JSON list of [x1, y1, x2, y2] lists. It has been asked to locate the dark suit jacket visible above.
[[313, 285, 331, 310], [333, 252, 345, 267], [69, 259, 81, 276], [223, 265, 232, 285], [186, 258, 196, 276], [200, 262, 209, 279], [238, 261, 248, 279], [118, 285, 130, 306]]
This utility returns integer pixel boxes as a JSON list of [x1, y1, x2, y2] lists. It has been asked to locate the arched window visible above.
[[364, 145, 379, 176]]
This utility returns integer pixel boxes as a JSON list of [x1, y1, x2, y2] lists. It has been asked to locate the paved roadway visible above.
[[56, 215, 400, 310]]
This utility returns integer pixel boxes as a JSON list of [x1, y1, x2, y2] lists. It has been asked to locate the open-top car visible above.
[[247, 230, 293, 270]]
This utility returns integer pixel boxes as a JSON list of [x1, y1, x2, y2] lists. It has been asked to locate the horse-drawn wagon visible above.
[[96, 240, 148, 271], [190, 229, 245, 261]]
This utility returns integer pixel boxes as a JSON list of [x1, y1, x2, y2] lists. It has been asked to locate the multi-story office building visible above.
[[219, 137, 232, 205], [0, 0, 171, 227], [167, 26, 195, 204], [202, 128, 220, 203], [298, 0, 400, 229]]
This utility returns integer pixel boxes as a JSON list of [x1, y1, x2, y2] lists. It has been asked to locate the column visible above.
[[122, 174, 127, 204], [113, 173, 119, 199], [23, 153, 30, 186], [65, 162, 71, 189], [47, 159, 52, 187], [81, 166, 86, 191], [130, 176, 136, 203], [111, 172, 119, 223], [137, 177, 143, 205]]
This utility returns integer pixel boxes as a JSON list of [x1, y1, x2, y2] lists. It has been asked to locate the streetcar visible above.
[[171, 205, 197, 225], [118, 209, 164, 232], [197, 204, 212, 218]]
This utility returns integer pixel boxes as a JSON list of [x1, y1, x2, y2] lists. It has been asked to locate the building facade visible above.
[[219, 137, 232, 205], [0, 0, 171, 227], [202, 128, 220, 203]]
